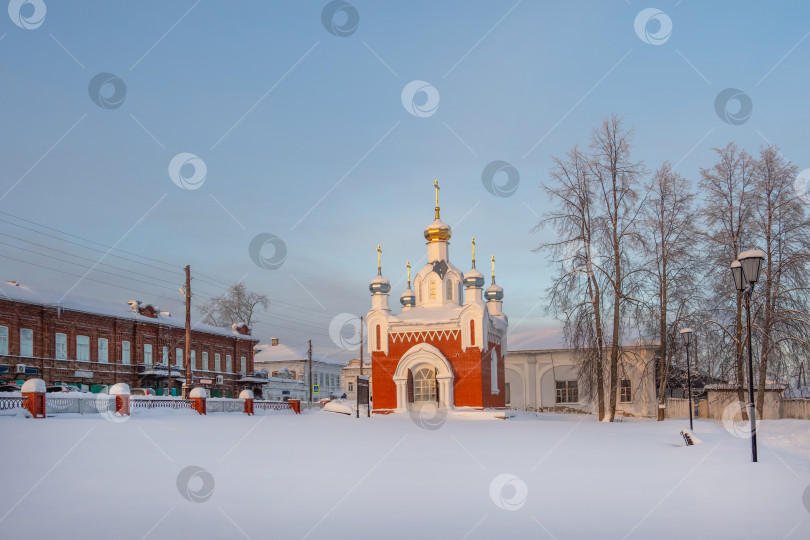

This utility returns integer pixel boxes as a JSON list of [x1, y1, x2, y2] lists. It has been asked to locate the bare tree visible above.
[[699, 143, 756, 416], [535, 145, 607, 419], [751, 145, 810, 413], [589, 115, 645, 422], [200, 283, 269, 328], [637, 162, 699, 420]]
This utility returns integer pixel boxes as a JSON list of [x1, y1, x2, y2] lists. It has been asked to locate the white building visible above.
[[505, 345, 658, 418], [253, 340, 346, 401], [341, 358, 371, 401]]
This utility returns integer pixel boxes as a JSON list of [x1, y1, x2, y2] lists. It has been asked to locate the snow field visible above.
[[0, 410, 808, 539]]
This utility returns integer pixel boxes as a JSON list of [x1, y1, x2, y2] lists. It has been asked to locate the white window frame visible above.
[[98, 338, 109, 364], [144, 344, 153, 366], [176, 347, 183, 368], [240, 356, 246, 376], [55, 333, 67, 360], [215, 353, 221, 372], [0, 326, 8, 355], [122, 341, 131, 365], [162, 346, 168, 365], [226, 354, 232, 373], [202, 351, 209, 371], [20, 328, 33, 357], [76, 335, 90, 362], [191, 350, 196, 370]]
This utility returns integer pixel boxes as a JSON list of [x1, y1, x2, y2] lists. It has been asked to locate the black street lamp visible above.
[[730, 249, 766, 463], [680, 328, 694, 431]]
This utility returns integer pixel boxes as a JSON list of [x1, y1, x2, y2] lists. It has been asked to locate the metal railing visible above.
[[0, 396, 26, 410], [131, 397, 194, 410], [254, 400, 290, 411]]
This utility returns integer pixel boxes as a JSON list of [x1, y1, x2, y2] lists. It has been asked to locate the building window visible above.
[[505, 383, 511, 406], [446, 279, 453, 300], [176, 347, 183, 368], [76, 335, 90, 362], [144, 344, 153, 365], [191, 350, 196, 370], [620, 379, 632, 402], [470, 320, 475, 346], [20, 328, 33, 357], [429, 280, 436, 300], [215, 353, 221, 372], [98, 338, 109, 363], [555, 380, 578, 403], [0, 326, 7, 355], [122, 341, 130, 365], [240, 356, 246, 376], [55, 333, 67, 360], [226, 354, 232, 373], [490, 349, 499, 394], [202, 351, 209, 370], [162, 346, 168, 365], [375, 325, 381, 350], [348, 382, 354, 392], [413, 367, 437, 402]]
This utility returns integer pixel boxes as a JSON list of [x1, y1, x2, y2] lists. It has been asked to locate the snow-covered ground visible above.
[[1, 409, 808, 539]]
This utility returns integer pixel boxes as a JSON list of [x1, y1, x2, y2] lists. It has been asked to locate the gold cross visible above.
[[377, 245, 382, 271], [472, 237, 476, 264], [491, 255, 495, 279], [406, 261, 411, 285]]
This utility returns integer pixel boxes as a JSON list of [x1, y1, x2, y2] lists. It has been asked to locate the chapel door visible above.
[[412, 367, 437, 403]]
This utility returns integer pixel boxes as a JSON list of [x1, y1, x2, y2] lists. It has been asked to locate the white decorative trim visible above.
[[390, 329, 459, 344]]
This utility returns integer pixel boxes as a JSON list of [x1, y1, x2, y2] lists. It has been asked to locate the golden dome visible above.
[[424, 219, 451, 242]]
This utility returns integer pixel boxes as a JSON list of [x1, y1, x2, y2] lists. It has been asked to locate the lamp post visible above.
[[680, 328, 694, 431], [730, 249, 766, 463]]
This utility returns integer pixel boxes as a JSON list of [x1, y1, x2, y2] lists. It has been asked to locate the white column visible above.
[[393, 376, 408, 412], [437, 375, 454, 409], [527, 358, 537, 411]]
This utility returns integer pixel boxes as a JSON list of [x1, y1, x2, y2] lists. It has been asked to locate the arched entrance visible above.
[[393, 343, 454, 412]]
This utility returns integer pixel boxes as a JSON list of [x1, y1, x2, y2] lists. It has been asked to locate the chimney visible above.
[[271, 337, 279, 346]]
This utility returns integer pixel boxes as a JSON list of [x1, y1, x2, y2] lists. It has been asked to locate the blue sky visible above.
[[1, 1, 808, 360]]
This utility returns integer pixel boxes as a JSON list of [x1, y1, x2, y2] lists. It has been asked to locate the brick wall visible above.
[[0, 298, 257, 393], [371, 331, 506, 409]]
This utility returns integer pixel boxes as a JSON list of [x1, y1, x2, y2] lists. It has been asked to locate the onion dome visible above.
[[369, 244, 391, 294], [464, 267, 484, 288], [424, 218, 452, 242], [400, 288, 415, 307], [485, 254, 503, 300], [485, 282, 504, 301], [369, 274, 391, 294], [464, 237, 484, 287], [424, 179, 452, 242]]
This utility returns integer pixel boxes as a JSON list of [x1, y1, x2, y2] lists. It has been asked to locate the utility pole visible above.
[[182, 265, 192, 399], [308, 339, 312, 405], [359, 316, 364, 376]]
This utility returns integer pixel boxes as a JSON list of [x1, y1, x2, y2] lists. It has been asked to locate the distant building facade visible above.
[[0, 281, 258, 397], [253, 340, 346, 401], [505, 346, 658, 418], [341, 357, 371, 400]]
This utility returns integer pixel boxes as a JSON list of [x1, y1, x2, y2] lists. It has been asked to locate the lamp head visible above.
[[737, 249, 765, 285], [730, 260, 744, 292], [679, 327, 693, 346]]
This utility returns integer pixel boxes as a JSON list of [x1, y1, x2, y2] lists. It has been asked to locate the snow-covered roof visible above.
[[704, 383, 787, 391], [253, 343, 347, 367], [0, 281, 257, 341], [389, 304, 465, 325]]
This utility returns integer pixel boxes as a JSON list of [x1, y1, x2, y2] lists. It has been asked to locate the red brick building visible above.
[[0, 281, 258, 397], [367, 182, 508, 412]]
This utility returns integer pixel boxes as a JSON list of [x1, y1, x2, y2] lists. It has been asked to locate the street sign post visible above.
[[356, 375, 370, 418]]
